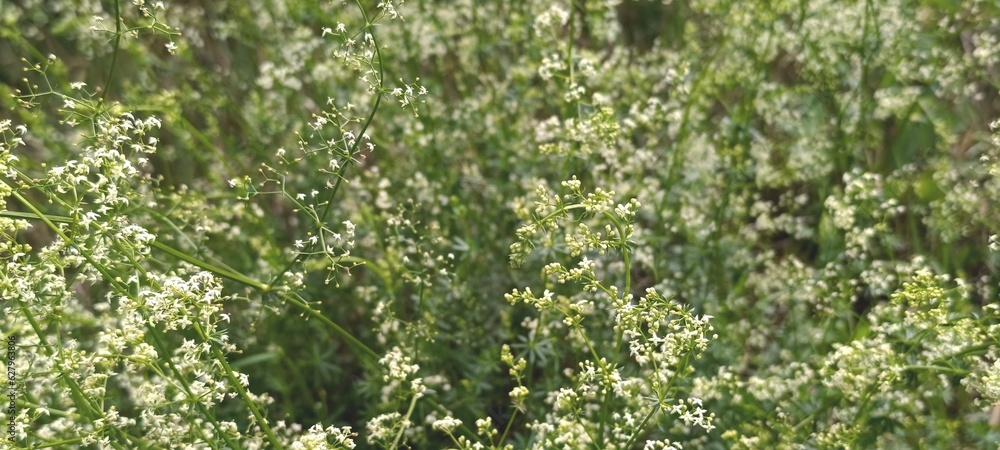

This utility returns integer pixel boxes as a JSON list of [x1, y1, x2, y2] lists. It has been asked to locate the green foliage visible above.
[[1, 0, 1000, 448]]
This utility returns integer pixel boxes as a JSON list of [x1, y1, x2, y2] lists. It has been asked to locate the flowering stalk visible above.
[[6, 187, 253, 449], [268, 0, 386, 291]]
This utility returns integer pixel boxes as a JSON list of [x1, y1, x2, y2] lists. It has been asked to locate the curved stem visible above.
[[279, 291, 380, 361], [269, 0, 385, 290]]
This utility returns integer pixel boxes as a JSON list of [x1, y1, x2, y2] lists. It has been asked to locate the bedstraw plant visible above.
[[1, 0, 1000, 448]]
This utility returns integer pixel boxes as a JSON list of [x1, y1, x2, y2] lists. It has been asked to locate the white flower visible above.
[[379, 346, 418, 381], [432, 416, 462, 433]]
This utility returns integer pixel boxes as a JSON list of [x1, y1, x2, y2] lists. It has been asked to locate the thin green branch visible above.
[[101, 0, 123, 101], [269, 0, 386, 290]]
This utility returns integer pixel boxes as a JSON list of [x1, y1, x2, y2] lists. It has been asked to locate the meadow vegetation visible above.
[[1, 0, 1000, 448]]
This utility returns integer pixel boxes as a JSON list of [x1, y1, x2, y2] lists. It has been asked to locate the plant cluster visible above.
[[1, 0, 1000, 448]]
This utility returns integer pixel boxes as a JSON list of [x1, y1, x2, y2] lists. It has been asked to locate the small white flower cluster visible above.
[[368, 345, 427, 446], [505, 177, 718, 448], [620, 288, 715, 368], [823, 169, 904, 259], [324, 18, 381, 92], [668, 398, 715, 432], [89, 0, 179, 55], [289, 423, 357, 449], [643, 439, 682, 450], [510, 179, 637, 268], [535, 108, 621, 156], [431, 415, 463, 433], [542, 257, 600, 291], [927, 161, 996, 243], [379, 345, 420, 382], [376, 1, 405, 21], [537, 53, 565, 81], [532, 5, 569, 38], [389, 78, 429, 116], [971, 358, 1000, 404], [366, 412, 405, 445]]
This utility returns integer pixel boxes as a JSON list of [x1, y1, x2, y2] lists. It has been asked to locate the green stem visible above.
[[661, 37, 727, 205], [141, 317, 230, 449], [0, 210, 262, 290], [279, 292, 380, 361], [622, 403, 660, 449], [600, 211, 631, 299], [0, 210, 71, 223], [497, 408, 519, 448], [195, 321, 283, 448], [102, 0, 122, 101], [151, 240, 269, 291], [390, 393, 421, 449], [270, 0, 385, 290], [902, 364, 969, 376], [595, 212, 635, 425]]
